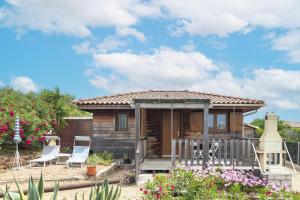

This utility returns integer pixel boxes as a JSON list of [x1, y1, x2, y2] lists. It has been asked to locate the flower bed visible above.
[[140, 167, 300, 200]]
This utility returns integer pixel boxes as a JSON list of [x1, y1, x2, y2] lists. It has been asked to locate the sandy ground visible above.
[[0, 164, 112, 190], [43, 184, 140, 200]]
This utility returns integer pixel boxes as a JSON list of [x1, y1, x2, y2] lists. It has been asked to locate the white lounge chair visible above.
[[28, 136, 60, 167], [66, 136, 91, 167]]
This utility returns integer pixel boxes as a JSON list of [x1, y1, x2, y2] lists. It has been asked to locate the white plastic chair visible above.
[[28, 136, 60, 167], [193, 142, 219, 160], [66, 136, 91, 167]]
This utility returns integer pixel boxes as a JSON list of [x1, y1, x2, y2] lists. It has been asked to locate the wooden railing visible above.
[[135, 137, 148, 177], [171, 138, 259, 168]]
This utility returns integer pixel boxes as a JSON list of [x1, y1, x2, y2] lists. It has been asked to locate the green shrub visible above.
[[96, 152, 113, 166], [86, 152, 113, 166], [0, 87, 89, 150]]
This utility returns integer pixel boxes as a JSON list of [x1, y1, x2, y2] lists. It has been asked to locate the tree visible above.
[[250, 117, 292, 138]]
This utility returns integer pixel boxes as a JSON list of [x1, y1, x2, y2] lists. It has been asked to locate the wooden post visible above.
[[172, 139, 176, 168], [203, 102, 209, 169], [135, 103, 141, 176]]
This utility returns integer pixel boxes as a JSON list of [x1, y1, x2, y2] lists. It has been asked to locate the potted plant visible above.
[[123, 152, 131, 164], [86, 154, 99, 176]]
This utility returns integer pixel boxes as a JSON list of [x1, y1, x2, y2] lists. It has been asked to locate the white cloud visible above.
[[271, 30, 300, 63], [157, 0, 300, 36], [11, 76, 38, 93], [97, 37, 126, 53], [0, 0, 158, 38], [0, 80, 4, 87], [87, 47, 300, 110], [116, 27, 146, 42], [91, 47, 217, 91], [205, 38, 227, 50], [181, 40, 196, 52], [73, 37, 126, 55]]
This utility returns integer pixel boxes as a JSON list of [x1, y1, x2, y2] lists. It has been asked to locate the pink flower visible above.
[[171, 185, 175, 191], [25, 139, 32, 145], [35, 127, 41, 132], [159, 186, 163, 192], [265, 191, 272, 196], [9, 110, 14, 117]]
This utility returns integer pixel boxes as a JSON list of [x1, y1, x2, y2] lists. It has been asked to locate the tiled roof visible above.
[[75, 90, 264, 106]]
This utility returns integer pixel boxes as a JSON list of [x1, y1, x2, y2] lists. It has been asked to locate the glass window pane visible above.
[[217, 114, 226, 130], [208, 114, 214, 128], [117, 113, 128, 131]]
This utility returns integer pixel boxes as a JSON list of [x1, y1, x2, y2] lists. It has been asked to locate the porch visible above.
[[133, 98, 262, 175]]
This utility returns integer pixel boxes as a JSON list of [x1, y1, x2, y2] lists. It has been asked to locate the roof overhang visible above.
[[131, 98, 212, 109]]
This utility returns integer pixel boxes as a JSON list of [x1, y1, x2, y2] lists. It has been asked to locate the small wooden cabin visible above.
[[75, 90, 264, 159]]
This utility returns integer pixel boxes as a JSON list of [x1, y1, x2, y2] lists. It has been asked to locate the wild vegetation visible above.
[[86, 152, 113, 166], [251, 118, 300, 141], [0, 87, 88, 150], [141, 167, 299, 200]]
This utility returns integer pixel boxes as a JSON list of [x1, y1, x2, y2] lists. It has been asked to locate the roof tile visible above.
[[74, 90, 264, 105]]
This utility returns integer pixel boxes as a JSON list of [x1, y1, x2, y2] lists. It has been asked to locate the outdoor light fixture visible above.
[[13, 115, 22, 170]]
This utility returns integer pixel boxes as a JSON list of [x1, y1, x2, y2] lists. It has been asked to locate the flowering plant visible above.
[[141, 167, 299, 200]]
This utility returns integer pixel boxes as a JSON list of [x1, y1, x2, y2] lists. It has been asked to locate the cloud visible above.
[[116, 27, 146, 42], [87, 47, 300, 110], [73, 37, 125, 54], [91, 47, 217, 91], [0, 80, 4, 87], [0, 0, 158, 38], [157, 0, 300, 36], [271, 30, 300, 63], [11, 76, 38, 93]]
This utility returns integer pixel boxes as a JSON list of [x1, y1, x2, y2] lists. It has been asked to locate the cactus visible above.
[[76, 180, 121, 200], [3, 174, 120, 200], [2, 174, 59, 200]]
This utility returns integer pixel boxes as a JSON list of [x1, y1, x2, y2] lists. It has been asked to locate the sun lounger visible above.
[[28, 136, 60, 167], [66, 136, 91, 167]]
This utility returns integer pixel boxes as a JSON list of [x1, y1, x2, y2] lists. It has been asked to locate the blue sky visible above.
[[1, 0, 300, 122]]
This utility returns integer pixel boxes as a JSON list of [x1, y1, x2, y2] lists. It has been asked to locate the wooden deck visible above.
[[140, 159, 172, 171]]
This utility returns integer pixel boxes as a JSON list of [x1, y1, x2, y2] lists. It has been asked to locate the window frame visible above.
[[114, 111, 129, 133], [208, 111, 228, 133]]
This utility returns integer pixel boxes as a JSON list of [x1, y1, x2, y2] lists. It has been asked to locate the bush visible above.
[[140, 167, 299, 200], [0, 87, 88, 150], [86, 152, 113, 166]]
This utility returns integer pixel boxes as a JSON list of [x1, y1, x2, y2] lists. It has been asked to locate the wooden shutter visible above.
[[229, 112, 243, 133], [189, 112, 203, 132]]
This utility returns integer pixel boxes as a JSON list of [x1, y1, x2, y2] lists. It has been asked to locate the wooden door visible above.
[[162, 111, 180, 156]]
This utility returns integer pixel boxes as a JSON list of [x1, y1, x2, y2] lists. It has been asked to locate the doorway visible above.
[[162, 111, 180, 156]]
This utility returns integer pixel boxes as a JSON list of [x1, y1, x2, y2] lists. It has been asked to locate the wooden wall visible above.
[[92, 109, 136, 158], [59, 118, 93, 147]]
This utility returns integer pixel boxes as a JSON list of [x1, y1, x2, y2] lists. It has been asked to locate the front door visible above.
[[162, 111, 180, 156]]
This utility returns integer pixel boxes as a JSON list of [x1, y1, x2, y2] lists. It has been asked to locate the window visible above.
[[209, 112, 227, 131], [208, 114, 214, 129], [217, 114, 226, 130], [115, 112, 128, 132]]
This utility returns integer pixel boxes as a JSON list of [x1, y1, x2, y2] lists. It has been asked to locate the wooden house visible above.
[[75, 90, 264, 162]]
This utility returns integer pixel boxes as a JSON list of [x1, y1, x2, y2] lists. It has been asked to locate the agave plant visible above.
[[2, 174, 59, 200], [76, 180, 121, 200]]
